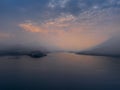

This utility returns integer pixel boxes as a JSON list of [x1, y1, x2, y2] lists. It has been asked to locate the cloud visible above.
[[0, 0, 120, 52], [19, 13, 111, 51], [48, 0, 70, 8], [19, 14, 76, 34], [19, 22, 47, 33], [44, 14, 76, 28], [0, 32, 12, 39]]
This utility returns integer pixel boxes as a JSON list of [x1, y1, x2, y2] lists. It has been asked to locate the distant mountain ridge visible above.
[[0, 46, 47, 58], [77, 36, 120, 57]]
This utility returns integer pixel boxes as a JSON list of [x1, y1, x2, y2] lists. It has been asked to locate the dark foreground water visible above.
[[0, 53, 120, 90]]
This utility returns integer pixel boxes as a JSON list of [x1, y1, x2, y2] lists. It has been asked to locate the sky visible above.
[[0, 0, 120, 52]]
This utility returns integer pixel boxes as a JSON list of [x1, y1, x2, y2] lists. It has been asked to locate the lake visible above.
[[0, 53, 120, 90]]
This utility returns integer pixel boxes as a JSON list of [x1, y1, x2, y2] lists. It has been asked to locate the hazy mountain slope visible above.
[[77, 36, 120, 57], [0, 46, 47, 58]]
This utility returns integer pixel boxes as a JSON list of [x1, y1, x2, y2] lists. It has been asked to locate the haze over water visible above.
[[0, 53, 120, 90]]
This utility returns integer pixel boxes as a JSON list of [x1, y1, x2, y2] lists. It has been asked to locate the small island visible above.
[[0, 49, 47, 58], [28, 51, 47, 58]]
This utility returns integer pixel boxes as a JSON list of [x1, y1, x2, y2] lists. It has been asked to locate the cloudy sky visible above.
[[0, 0, 120, 51]]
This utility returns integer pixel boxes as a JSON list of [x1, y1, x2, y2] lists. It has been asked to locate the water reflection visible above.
[[0, 53, 120, 90]]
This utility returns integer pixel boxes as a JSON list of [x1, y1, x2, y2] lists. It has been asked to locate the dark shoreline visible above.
[[0, 51, 47, 58], [0, 51, 120, 58], [76, 52, 120, 58]]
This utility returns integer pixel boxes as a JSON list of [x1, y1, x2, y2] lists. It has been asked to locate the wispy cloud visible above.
[[19, 22, 46, 33], [19, 12, 111, 51], [0, 0, 120, 51], [0, 32, 12, 39], [48, 0, 70, 8]]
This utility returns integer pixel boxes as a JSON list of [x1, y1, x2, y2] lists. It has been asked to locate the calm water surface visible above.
[[0, 53, 120, 90]]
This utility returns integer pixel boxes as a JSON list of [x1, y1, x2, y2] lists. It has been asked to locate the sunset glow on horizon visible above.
[[0, 0, 120, 51]]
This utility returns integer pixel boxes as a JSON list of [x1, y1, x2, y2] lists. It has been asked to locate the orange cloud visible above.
[[19, 22, 66, 36], [19, 23, 47, 33], [19, 14, 76, 34], [19, 15, 111, 51], [19, 21, 109, 51]]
